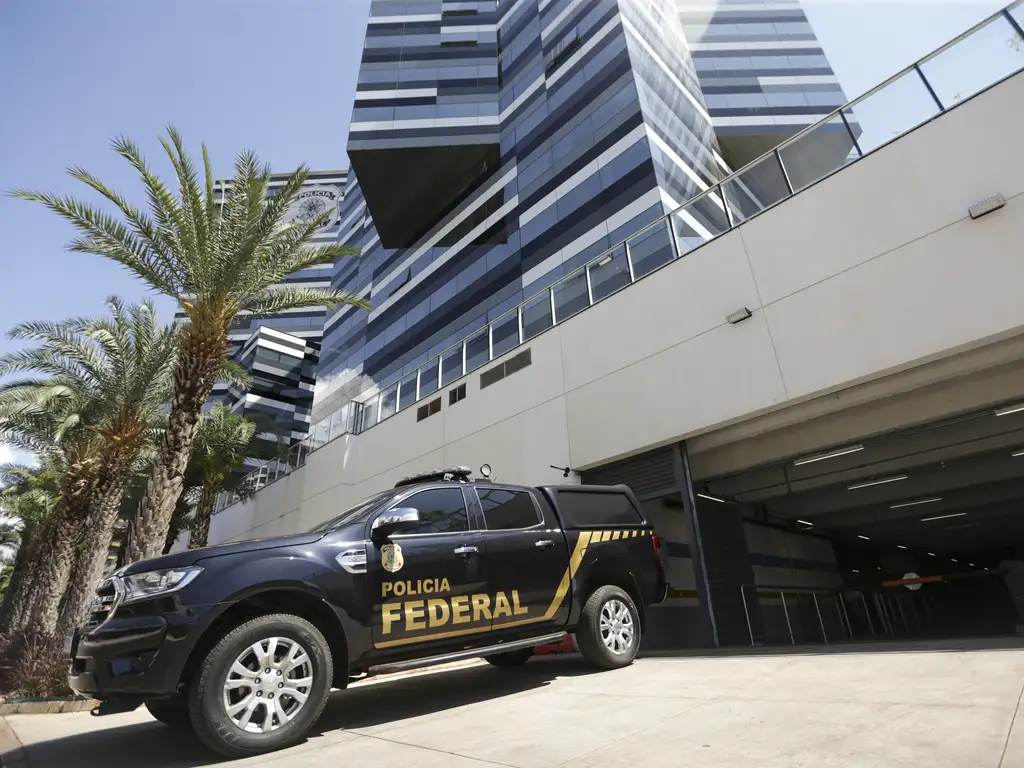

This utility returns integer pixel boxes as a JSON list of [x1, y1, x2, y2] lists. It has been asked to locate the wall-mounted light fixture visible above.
[[726, 307, 752, 325], [968, 194, 1005, 220]]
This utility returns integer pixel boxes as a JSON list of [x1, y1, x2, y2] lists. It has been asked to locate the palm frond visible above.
[[7, 189, 181, 296], [240, 287, 371, 319], [217, 358, 251, 390]]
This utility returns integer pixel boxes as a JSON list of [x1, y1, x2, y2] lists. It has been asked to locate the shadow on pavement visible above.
[[14, 657, 595, 768]]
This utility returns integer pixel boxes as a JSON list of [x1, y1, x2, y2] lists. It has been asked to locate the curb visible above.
[[0, 700, 97, 717], [0, 717, 28, 768]]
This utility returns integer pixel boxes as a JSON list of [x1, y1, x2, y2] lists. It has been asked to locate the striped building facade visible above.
[[314, 0, 733, 423], [678, 0, 856, 177]]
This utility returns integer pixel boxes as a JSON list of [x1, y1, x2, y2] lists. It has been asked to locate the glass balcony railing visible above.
[[218, 1, 1024, 514]]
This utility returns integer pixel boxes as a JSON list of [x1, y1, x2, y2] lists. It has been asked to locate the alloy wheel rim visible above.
[[222, 636, 314, 733], [599, 598, 635, 654]]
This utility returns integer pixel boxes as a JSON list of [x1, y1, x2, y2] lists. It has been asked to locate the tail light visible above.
[[651, 533, 662, 557]]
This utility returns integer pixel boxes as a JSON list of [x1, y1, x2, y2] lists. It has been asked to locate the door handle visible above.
[[535, 539, 555, 549], [454, 545, 479, 557]]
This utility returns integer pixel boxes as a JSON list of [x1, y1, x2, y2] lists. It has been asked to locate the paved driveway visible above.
[[4, 644, 1024, 767]]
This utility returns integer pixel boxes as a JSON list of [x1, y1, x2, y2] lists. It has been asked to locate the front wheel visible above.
[[187, 613, 334, 758], [145, 694, 191, 729], [575, 586, 641, 670]]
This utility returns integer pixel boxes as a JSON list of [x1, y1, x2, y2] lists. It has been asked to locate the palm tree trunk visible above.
[[8, 556, 42, 631], [163, 497, 192, 554], [0, 524, 36, 630], [21, 462, 97, 635], [23, 504, 89, 635], [188, 484, 219, 550], [128, 335, 222, 564], [60, 467, 132, 635]]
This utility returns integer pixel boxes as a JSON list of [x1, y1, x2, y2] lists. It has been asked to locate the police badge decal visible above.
[[381, 542, 404, 573]]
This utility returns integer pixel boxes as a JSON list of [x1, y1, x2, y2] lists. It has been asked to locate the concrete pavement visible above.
[[4, 644, 1024, 767]]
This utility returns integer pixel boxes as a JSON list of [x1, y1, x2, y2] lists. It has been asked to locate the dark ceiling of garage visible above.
[[702, 402, 1024, 556]]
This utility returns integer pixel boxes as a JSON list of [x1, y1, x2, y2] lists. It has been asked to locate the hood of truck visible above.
[[119, 531, 328, 575]]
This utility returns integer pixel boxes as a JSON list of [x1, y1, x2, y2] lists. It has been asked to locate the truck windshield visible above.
[[307, 490, 395, 532]]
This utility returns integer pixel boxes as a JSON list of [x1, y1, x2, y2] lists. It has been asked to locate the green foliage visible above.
[[0, 297, 177, 455], [9, 127, 371, 320], [192, 404, 257, 491]]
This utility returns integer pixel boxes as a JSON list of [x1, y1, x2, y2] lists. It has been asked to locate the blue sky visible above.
[[0, 0, 1013, 466]]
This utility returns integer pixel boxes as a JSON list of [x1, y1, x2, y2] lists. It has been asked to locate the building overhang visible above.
[[348, 141, 501, 249]]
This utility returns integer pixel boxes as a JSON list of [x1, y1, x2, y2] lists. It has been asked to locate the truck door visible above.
[[369, 486, 487, 651], [472, 486, 572, 634]]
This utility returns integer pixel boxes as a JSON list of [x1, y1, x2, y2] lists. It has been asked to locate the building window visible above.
[[449, 383, 467, 406]]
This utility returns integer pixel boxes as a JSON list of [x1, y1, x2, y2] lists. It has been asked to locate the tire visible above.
[[485, 648, 533, 668], [145, 694, 192, 729], [187, 613, 334, 759], [575, 586, 641, 670]]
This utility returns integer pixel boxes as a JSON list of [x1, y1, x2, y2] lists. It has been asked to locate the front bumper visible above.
[[68, 615, 187, 699]]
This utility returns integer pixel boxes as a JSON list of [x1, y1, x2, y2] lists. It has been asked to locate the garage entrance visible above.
[[696, 399, 1024, 646]]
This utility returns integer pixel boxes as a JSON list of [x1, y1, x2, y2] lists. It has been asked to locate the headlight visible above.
[[121, 566, 203, 603]]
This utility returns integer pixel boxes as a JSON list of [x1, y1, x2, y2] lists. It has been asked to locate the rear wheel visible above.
[[145, 694, 191, 729], [187, 613, 333, 758], [576, 586, 641, 670], [485, 648, 533, 668]]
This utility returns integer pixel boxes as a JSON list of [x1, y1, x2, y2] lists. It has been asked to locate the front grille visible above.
[[83, 577, 123, 631]]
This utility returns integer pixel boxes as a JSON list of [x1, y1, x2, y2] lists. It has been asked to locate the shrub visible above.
[[0, 631, 72, 699]]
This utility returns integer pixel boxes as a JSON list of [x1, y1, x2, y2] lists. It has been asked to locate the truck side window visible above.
[[478, 488, 541, 530], [395, 488, 469, 534]]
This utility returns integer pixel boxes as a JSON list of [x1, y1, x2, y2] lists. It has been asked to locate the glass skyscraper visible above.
[[678, 0, 852, 171], [314, 0, 746, 424]]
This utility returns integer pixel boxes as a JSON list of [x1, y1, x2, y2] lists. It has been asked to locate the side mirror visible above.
[[371, 508, 420, 540]]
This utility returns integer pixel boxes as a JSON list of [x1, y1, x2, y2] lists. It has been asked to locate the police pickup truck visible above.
[[67, 466, 666, 758]]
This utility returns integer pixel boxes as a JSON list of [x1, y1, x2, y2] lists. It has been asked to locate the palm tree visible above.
[[187, 405, 256, 549], [0, 299, 179, 633], [11, 128, 369, 562], [0, 388, 102, 633], [0, 461, 63, 632]]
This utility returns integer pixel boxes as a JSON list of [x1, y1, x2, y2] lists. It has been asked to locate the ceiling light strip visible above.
[[995, 403, 1024, 417], [889, 497, 943, 509], [794, 444, 864, 466], [920, 512, 967, 522], [847, 475, 908, 490]]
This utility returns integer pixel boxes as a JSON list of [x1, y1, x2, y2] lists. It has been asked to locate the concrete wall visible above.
[[207, 71, 1024, 546]]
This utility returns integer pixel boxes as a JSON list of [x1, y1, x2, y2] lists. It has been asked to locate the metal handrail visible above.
[[220, 1, 1024, 514]]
